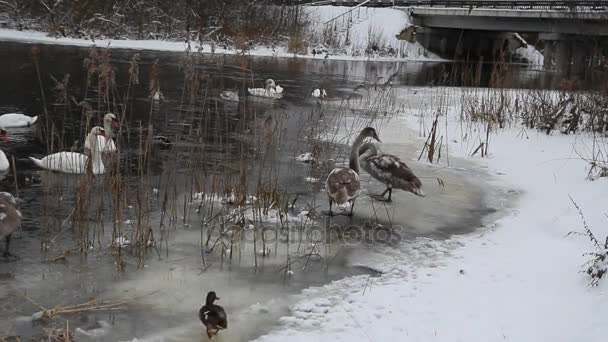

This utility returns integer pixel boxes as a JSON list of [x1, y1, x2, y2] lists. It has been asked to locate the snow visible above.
[[0, 6, 440, 62], [254, 89, 608, 342], [306, 6, 440, 60]]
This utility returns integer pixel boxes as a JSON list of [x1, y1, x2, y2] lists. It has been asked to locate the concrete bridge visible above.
[[302, 1, 608, 35], [300, 0, 608, 67]]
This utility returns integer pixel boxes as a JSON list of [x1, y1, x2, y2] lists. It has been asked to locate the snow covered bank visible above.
[[0, 6, 439, 62], [254, 89, 608, 342], [305, 6, 439, 60]]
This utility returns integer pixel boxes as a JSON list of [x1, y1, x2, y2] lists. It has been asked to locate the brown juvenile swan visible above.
[[358, 142, 424, 202], [0, 192, 21, 258], [325, 127, 381, 216]]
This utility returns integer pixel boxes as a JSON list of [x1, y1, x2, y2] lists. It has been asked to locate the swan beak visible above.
[[112, 120, 120, 127], [2, 135, 8, 142]]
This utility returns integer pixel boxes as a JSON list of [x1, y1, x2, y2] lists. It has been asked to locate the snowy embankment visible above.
[[0, 6, 438, 62], [254, 90, 608, 342], [304, 6, 440, 60]]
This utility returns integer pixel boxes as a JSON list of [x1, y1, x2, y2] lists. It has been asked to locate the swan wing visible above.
[[369, 154, 422, 189], [326, 167, 361, 204], [40, 152, 89, 174], [0, 113, 36, 127]]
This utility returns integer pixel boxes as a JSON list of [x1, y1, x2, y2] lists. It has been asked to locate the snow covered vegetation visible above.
[[0, 1, 435, 61]]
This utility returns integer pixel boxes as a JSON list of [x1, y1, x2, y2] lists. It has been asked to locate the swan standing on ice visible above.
[[0, 192, 21, 258], [0, 113, 38, 128], [358, 142, 424, 201], [312, 89, 327, 98], [29, 126, 107, 174], [325, 127, 381, 216], [85, 113, 118, 154], [0, 129, 10, 172]]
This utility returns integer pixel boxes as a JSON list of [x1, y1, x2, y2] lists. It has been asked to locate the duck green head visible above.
[[206, 291, 220, 305]]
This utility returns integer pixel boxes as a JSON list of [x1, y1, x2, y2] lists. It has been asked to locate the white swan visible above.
[[29, 126, 106, 175], [85, 113, 117, 153], [0, 129, 9, 172], [0, 113, 38, 128], [220, 90, 239, 102], [151, 91, 164, 101], [248, 84, 281, 98], [312, 89, 327, 98]]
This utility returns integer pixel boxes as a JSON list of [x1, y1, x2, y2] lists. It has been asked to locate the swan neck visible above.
[[104, 120, 113, 138], [348, 133, 367, 173]]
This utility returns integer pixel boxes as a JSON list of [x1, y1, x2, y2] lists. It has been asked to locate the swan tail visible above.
[[30, 116, 38, 126], [29, 157, 44, 168]]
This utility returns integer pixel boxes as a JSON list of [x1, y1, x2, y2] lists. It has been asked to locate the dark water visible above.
[[0, 41, 526, 341]]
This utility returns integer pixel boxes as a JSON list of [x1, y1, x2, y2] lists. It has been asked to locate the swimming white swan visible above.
[[0, 129, 9, 172], [151, 90, 164, 101], [29, 126, 106, 175], [85, 113, 117, 153], [0, 113, 38, 128], [312, 89, 327, 98], [248, 83, 281, 98], [220, 90, 239, 102]]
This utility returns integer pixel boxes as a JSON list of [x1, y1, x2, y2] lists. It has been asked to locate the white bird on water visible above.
[[85, 113, 118, 153], [220, 90, 239, 102], [312, 89, 327, 98], [0, 113, 38, 128], [29, 126, 107, 175], [0, 129, 10, 172]]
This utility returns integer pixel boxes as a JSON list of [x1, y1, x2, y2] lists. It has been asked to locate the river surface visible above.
[[0, 41, 553, 341]]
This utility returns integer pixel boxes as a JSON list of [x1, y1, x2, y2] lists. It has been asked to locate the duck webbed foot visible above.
[[370, 188, 392, 202]]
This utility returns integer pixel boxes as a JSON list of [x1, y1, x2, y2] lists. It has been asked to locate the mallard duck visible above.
[[325, 127, 381, 216], [199, 291, 227, 339], [312, 88, 327, 98], [358, 142, 424, 202], [0, 192, 21, 258]]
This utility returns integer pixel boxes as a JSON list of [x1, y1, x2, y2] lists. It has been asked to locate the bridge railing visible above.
[[299, 0, 608, 11]]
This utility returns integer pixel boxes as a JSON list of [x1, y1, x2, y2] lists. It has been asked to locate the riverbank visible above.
[[0, 27, 442, 63], [0, 6, 443, 62], [254, 87, 608, 342]]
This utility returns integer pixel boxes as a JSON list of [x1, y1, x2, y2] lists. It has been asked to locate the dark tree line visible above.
[[0, 0, 306, 48]]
